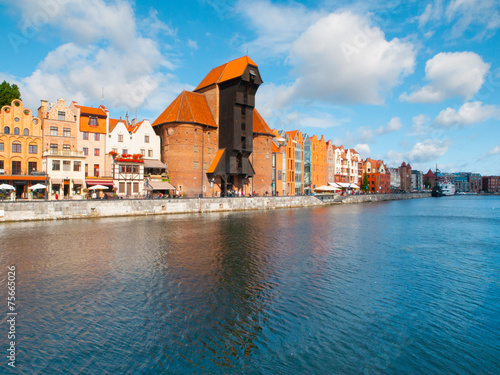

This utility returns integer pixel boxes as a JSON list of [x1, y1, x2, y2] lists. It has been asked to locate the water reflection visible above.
[[0, 197, 499, 374]]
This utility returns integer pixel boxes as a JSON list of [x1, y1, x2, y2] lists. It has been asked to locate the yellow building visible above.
[[0, 99, 45, 198]]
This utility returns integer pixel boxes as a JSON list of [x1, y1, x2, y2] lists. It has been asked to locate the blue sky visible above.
[[1, 0, 499, 174]]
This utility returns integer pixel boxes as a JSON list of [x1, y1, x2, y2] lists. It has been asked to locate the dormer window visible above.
[[88, 116, 98, 126]]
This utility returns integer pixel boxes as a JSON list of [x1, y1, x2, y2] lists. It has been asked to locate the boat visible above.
[[441, 178, 456, 196], [431, 183, 443, 197]]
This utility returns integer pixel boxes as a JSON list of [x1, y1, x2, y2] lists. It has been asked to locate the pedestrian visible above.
[[55, 192, 58, 200]]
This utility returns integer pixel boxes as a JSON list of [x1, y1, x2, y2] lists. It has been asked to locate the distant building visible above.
[[468, 173, 482, 193], [388, 167, 400, 191], [423, 169, 436, 189], [411, 170, 423, 191], [482, 176, 499, 193], [399, 162, 412, 192]]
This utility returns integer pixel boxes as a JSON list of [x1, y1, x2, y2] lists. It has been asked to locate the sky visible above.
[[0, 0, 499, 175]]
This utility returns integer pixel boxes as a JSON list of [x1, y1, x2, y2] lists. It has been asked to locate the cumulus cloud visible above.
[[410, 114, 431, 135], [354, 144, 371, 158], [289, 12, 416, 105], [434, 101, 500, 127], [488, 145, 500, 155], [4, 0, 184, 114], [387, 138, 452, 166], [346, 117, 403, 144], [400, 52, 490, 103]]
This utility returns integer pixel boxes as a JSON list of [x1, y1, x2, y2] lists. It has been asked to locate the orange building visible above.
[[0, 99, 45, 198], [283, 130, 304, 195], [363, 158, 390, 193]]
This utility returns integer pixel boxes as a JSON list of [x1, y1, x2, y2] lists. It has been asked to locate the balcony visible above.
[[43, 150, 84, 157]]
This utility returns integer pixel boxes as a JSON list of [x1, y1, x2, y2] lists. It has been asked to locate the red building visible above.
[[399, 161, 412, 192], [423, 169, 436, 190], [363, 158, 390, 193], [482, 176, 500, 193]]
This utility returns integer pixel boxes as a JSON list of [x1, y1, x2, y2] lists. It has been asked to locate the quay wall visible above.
[[0, 193, 430, 223]]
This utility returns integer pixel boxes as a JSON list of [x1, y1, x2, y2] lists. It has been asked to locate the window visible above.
[[50, 126, 58, 136], [126, 165, 132, 173], [119, 182, 125, 193], [132, 166, 139, 173], [12, 142, 21, 153], [74, 161, 81, 172], [63, 144, 71, 151], [133, 182, 139, 193], [193, 161, 199, 169], [94, 164, 99, 177], [94, 133, 100, 141], [140, 149, 145, 156], [88, 117, 98, 126], [63, 128, 71, 137], [118, 134, 123, 142], [148, 150, 153, 157], [0, 143, 3, 152], [119, 165, 126, 173], [83, 147, 89, 156], [4, 127, 9, 134], [50, 144, 58, 151], [145, 135, 149, 143], [11, 161, 21, 175], [52, 160, 60, 171], [85, 164, 88, 177], [94, 148, 100, 156], [0, 160, 3, 169], [63, 160, 71, 171], [208, 148, 212, 155], [58, 111, 65, 120], [28, 162, 37, 173], [14, 127, 20, 135], [83, 132, 89, 140], [122, 149, 128, 154], [194, 145, 198, 153], [112, 148, 118, 154], [23, 128, 29, 136], [29, 144, 37, 154]]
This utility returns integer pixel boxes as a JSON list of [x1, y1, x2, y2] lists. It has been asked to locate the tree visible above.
[[361, 172, 369, 192], [0, 81, 21, 108]]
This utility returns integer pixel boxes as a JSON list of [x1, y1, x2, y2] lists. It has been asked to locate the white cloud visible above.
[[434, 101, 500, 127], [235, 0, 322, 57], [410, 114, 431, 135], [418, 0, 500, 40], [354, 144, 371, 158], [187, 39, 198, 50], [488, 145, 500, 155], [387, 138, 452, 166], [345, 117, 403, 145], [400, 52, 490, 103], [288, 12, 416, 105], [5, 0, 185, 114]]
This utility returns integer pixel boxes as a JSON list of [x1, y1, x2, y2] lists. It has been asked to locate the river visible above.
[[1, 196, 499, 374]]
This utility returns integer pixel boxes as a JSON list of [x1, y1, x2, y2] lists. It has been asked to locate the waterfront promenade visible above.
[[0, 193, 430, 222]]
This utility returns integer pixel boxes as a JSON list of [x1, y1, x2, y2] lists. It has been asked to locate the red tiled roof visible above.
[[207, 149, 225, 174], [253, 109, 274, 136], [109, 118, 121, 132], [152, 91, 216, 128], [128, 120, 144, 133], [195, 56, 258, 91], [272, 143, 280, 153], [76, 105, 107, 117]]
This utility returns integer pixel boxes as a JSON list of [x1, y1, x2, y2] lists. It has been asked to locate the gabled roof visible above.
[[195, 56, 258, 91], [253, 109, 274, 136], [128, 120, 144, 133], [76, 105, 107, 117], [286, 130, 298, 139], [152, 90, 216, 128], [109, 118, 124, 133], [272, 143, 280, 153]]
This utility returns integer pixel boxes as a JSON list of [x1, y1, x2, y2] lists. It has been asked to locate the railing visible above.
[[0, 171, 47, 177], [43, 150, 84, 157]]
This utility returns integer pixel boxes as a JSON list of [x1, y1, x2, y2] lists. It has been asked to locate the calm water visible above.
[[1, 196, 499, 374]]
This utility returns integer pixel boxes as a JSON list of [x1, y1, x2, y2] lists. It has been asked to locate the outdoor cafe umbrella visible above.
[[28, 183, 47, 190], [88, 185, 109, 190], [0, 183, 15, 190]]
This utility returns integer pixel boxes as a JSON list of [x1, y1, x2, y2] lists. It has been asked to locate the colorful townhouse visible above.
[[0, 99, 45, 198], [283, 130, 304, 195], [70, 102, 113, 189], [38, 98, 85, 199], [153, 56, 273, 197], [363, 158, 391, 193]]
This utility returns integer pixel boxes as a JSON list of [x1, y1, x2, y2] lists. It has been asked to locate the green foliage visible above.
[[361, 172, 369, 192], [0, 81, 21, 108]]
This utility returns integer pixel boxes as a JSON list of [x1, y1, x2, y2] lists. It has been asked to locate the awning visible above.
[[73, 179, 85, 185], [143, 159, 166, 169], [51, 178, 62, 185], [86, 180, 114, 186], [148, 181, 176, 190]]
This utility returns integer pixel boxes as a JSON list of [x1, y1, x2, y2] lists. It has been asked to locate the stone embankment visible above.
[[0, 193, 430, 223]]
